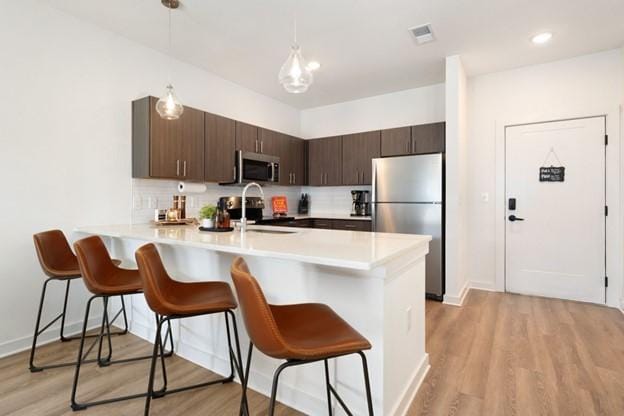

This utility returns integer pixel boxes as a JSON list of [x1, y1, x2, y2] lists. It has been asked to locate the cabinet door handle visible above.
[[410, 138, 414, 154], [183, 160, 187, 177], [260, 141, 264, 153], [293, 173, 296, 184], [176, 160, 180, 176], [255, 140, 258, 153], [233, 165, 237, 181]]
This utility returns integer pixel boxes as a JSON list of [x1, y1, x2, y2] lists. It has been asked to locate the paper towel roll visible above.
[[178, 182, 207, 194]]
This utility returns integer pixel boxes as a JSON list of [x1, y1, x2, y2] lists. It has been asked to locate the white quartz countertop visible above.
[[75, 223, 430, 271]]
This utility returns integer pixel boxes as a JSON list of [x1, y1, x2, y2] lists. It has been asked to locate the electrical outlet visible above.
[[406, 306, 412, 332]]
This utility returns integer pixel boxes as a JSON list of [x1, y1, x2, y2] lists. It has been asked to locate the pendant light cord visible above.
[[167, 3, 172, 84]]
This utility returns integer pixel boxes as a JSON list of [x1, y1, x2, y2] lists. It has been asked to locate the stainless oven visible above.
[[220, 151, 280, 185]]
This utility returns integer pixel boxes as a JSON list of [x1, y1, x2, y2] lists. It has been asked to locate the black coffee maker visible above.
[[351, 190, 370, 217]]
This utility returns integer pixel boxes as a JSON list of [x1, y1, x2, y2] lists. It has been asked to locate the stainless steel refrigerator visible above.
[[372, 153, 444, 299]]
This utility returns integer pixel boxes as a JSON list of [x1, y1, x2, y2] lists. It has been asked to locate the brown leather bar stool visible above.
[[135, 243, 248, 416], [230, 257, 374, 416], [70, 235, 174, 411], [29, 230, 129, 372]]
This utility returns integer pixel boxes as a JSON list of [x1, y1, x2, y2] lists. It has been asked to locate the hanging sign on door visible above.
[[539, 166, 565, 182], [539, 147, 565, 182]]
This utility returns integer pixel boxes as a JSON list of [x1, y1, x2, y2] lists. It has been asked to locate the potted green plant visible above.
[[199, 204, 217, 228]]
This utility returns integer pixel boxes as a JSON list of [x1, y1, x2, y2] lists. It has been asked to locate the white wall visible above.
[[465, 49, 624, 307], [443, 56, 469, 305], [0, 0, 300, 356], [300, 84, 445, 139]]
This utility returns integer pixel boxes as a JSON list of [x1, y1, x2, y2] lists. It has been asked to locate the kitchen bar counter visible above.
[[75, 223, 430, 415], [75, 223, 425, 270]]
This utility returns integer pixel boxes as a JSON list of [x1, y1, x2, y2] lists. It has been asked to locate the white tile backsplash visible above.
[[132, 179, 302, 223], [301, 185, 371, 215], [132, 179, 369, 223]]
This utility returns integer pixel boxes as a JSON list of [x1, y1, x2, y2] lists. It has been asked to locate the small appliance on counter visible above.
[[219, 196, 265, 221], [298, 193, 309, 214], [351, 190, 371, 217]]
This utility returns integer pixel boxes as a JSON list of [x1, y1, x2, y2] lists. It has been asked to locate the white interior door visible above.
[[505, 117, 606, 304]]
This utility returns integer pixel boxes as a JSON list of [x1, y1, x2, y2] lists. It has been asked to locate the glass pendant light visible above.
[[156, 0, 184, 120], [278, 18, 313, 94]]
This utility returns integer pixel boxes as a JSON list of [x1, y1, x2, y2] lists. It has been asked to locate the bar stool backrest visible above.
[[135, 243, 175, 316], [74, 236, 119, 295], [33, 230, 78, 278], [230, 257, 290, 359]]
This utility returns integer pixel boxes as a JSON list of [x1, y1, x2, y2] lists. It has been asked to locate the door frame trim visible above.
[[497, 114, 612, 304]]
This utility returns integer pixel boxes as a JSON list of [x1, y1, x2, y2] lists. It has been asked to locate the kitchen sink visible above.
[[246, 229, 298, 235]]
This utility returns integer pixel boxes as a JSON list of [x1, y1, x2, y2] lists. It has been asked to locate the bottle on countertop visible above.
[[216, 200, 231, 229]]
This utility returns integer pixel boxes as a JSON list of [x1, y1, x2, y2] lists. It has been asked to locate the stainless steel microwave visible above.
[[220, 151, 280, 185]]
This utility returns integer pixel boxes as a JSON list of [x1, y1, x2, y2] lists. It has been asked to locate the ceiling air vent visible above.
[[409, 24, 434, 44]]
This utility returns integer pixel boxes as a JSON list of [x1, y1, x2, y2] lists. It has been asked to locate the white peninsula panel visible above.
[[75, 224, 430, 415]]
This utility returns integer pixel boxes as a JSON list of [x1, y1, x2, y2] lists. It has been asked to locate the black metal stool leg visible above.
[[227, 311, 249, 416], [97, 297, 112, 366], [239, 342, 253, 416], [59, 280, 72, 342], [269, 361, 293, 416], [324, 359, 333, 415], [144, 316, 166, 416], [29, 278, 52, 372], [358, 351, 374, 416], [70, 295, 97, 411]]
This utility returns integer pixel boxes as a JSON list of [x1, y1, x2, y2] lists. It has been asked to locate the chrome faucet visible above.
[[240, 182, 264, 232]]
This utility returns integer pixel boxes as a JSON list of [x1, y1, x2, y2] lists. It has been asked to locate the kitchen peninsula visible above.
[[75, 223, 431, 415]]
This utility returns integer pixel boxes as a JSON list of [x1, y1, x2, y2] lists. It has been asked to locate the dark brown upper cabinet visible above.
[[132, 96, 205, 181], [308, 136, 343, 186], [412, 122, 445, 154], [235, 121, 259, 153], [277, 134, 305, 186], [204, 113, 236, 183], [342, 131, 380, 185], [258, 128, 280, 156], [379, 123, 445, 157], [381, 126, 412, 157]]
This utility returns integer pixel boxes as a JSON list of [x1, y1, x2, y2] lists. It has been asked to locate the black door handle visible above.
[[508, 215, 525, 222]]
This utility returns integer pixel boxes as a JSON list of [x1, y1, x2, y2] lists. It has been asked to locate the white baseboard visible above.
[[0, 316, 103, 359], [391, 353, 430, 416], [469, 280, 497, 292], [443, 281, 470, 306]]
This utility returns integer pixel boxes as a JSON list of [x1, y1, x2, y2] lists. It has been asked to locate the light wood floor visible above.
[[2, 291, 624, 415], [409, 290, 624, 416]]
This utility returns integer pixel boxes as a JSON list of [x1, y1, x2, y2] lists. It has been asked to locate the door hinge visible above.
[[605, 134, 609, 145], [605, 206, 609, 216], [605, 276, 609, 287]]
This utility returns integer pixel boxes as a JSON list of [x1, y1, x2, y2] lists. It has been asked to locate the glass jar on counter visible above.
[[215, 200, 231, 229]]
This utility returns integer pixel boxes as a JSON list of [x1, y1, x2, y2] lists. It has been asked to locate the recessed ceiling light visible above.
[[306, 61, 321, 71], [531, 32, 553, 45]]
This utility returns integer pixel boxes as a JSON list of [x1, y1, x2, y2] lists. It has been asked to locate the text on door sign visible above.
[[539, 166, 565, 182]]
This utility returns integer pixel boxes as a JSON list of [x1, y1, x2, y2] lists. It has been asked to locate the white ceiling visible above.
[[43, 0, 624, 109]]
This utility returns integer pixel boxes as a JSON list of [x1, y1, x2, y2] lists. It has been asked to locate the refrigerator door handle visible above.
[[371, 160, 377, 232]]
